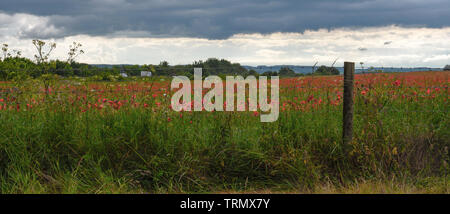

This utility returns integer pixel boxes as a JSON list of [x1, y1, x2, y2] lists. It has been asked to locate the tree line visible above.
[[0, 40, 340, 81]]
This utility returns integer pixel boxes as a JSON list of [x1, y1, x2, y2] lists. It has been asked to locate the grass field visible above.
[[0, 71, 448, 193]]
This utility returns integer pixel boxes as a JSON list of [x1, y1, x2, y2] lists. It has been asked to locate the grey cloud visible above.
[[0, 13, 65, 39], [0, 0, 449, 39]]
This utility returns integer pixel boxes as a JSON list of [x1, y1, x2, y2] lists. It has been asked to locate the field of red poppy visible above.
[[0, 71, 448, 193]]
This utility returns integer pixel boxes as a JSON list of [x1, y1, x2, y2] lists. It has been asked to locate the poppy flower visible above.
[[393, 80, 401, 86]]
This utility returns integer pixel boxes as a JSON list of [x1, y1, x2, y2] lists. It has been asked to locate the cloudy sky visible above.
[[0, 0, 449, 67]]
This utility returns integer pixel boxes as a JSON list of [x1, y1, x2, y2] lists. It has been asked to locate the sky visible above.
[[0, 0, 449, 67]]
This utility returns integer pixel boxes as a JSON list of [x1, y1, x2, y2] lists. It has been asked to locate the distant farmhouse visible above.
[[444, 65, 450, 71], [140, 71, 152, 77], [118, 71, 151, 77]]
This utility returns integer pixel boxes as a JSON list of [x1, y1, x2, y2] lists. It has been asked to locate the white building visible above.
[[141, 71, 152, 77], [120, 72, 128, 77]]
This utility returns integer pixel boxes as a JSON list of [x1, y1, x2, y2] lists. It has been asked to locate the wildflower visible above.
[[361, 90, 367, 95], [167, 117, 171, 122], [393, 80, 401, 86], [0, 98, 3, 102], [253, 111, 259, 117]]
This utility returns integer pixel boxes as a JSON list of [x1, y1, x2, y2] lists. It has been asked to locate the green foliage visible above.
[[0, 76, 448, 193], [0, 57, 36, 80], [1, 42, 254, 81], [261, 71, 278, 76], [314, 65, 340, 75], [248, 69, 259, 77], [278, 67, 300, 77], [193, 58, 248, 76]]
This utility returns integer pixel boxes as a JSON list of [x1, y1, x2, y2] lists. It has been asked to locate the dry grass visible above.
[[215, 178, 449, 194]]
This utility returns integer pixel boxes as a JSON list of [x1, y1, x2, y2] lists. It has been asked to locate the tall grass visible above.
[[0, 72, 448, 193]]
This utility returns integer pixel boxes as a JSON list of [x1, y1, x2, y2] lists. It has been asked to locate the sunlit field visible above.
[[0, 71, 448, 193]]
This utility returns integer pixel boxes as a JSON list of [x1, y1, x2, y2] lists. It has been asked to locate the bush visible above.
[[314, 65, 340, 75]]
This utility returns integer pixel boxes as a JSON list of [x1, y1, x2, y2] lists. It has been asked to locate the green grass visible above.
[[0, 72, 448, 193]]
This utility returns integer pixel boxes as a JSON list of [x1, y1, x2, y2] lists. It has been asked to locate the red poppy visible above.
[[393, 80, 401, 86]]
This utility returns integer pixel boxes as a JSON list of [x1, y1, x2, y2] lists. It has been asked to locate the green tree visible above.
[[314, 65, 339, 75], [278, 67, 296, 77]]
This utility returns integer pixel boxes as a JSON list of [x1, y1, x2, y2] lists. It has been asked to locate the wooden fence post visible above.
[[343, 62, 355, 144]]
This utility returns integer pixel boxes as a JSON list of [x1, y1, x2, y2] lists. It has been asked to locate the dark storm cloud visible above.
[[1, 0, 449, 39]]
